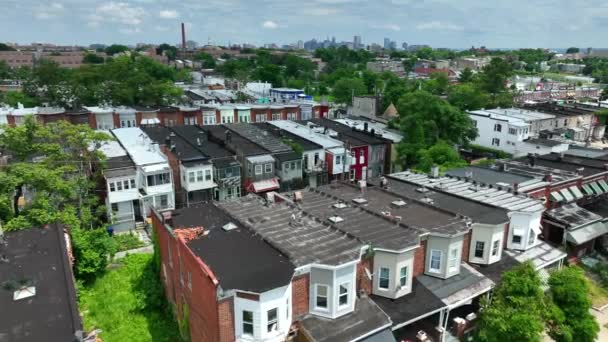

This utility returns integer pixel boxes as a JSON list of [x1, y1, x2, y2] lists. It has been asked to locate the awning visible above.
[[566, 221, 608, 245], [569, 186, 584, 200], [582, 183, 595, 196], [550, 191, 564, 202], [559, 188, 575, 202], [590, 182, 604, 195], [249, 178, 279, 193], [599, 180, 608, 193]]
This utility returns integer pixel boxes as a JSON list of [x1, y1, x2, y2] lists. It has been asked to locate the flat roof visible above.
[[170, 125, 235, 160], [172, 205, 294, 293], [378, 178, 509, 225], [218, 195, 363, 267], [226, 123, 292, 153], [0, 225, 82, 342], [512, 153, 606, 177], [470, 254, 520, 283], [545, 203, 603, 229], [566, 146, 608, 159], [470, 107, 555, 122], [252, 123, 323, 151], [202, 125, 268, 156], [304, 118, 389, 146], [446, 166, 536, 188], [112, 127, 168, 166], [417, 263, 493, 307], [389, 171, 545, 212], [141, 126, 207, 163], [300, 296, 392, 342], [505, 241, 567, 269], [371, 278, 446, 327], [97, 139, 127, 158], [334, 118, 403, 143], [268, 121, 344, 149]]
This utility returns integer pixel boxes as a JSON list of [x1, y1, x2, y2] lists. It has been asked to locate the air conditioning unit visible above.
[[333, 202, 347, 209], [328, 216, 344, 223], [352, 197, 368, 204], [391, 200, 406, 207]]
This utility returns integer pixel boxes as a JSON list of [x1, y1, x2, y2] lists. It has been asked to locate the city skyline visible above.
[[2, 0, 608, 49]]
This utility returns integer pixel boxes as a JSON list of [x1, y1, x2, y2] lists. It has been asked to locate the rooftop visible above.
[[218, 195, 363, 267], [170, 125, 235, 160], [112, 127, 168, 166], [505, 241, 567, 269], [469, 107, 555, 122], [252, 123, 323, 151], [268, 121, 344, 149], [334, 118, 403, 143], [446, 166, 536, 188], [202, 125, 268, 157], [565, 146, 608, 159], [0, 225, 82, 342], [417, 263, 493, 307], [300, 295, 392, 342], [512, 153, 606, 177], [544, 203, 603, 229], [304, 118, 389, 146], [171, 205, 294, 293], [470, 254, 520, 283], [225, 123, 292, 153], [141, 126, 207, 164]]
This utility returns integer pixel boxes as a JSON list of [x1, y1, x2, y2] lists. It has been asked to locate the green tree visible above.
[[424, 72, 450, 95], [0, 60, 11, 79], [447, 84, 490, 111], [458, 67, 474, 83], [193, 52, 216, 68], [0, 43, 15, 51], [478, 57, 514, 94], [546, 267, 599, 342], [331, 77, 366, 104], [156, 43, 177, 61], [1, 91, 39, 107], [104, 44, 130, 56], [252, 64, 283, 87], [566, 47, 580, 54], [83, 53, 105, 64], [476, 262, 547, 342], [415, 141, 466, 172]]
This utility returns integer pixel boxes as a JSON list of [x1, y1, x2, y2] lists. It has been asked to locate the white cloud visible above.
[[119, 27, 142, 35], [34, 2, 64, 19], [262, 20, 279, 29], [416, 20, 464, 31], [154, 25, 170, 32], [159, 9, 179, 19], [371, 23, 401, 31], [301, 7, 340, 16], [89, 2, 146, 27]]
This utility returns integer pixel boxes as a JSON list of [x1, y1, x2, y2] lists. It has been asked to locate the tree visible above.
[[478, 57, 514, 94], [0, 60, 11, 79], [104, 44, 129, 56], [424, 72, 450, 95], [546, 267, 599, 342], [416, 141, 466, 172], [476, 262, 547, 342], [0, 43, 15, 51], [566, 47, 580, 54], [193, 52, 216, 68], [448, 84, 490, 111], [252, 64, 283, 87], [458, 67, 474, 83], [332, 77, 366, 104], [83, 53, 105, 64], [1, 91, 38, 107], [156, 43, 177, 61]]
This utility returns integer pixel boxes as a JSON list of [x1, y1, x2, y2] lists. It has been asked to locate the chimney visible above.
[[430, 165, 440, 178], [363, 122, 368, 132], [181, 23, 186, 50], [558, 152, 565, 160], [576, 167, 585, 175], [500, 162, 508, 172], [513, 183, 519, 194], [165, 135, 171, 147], [528, 153, 536, 167], [544, 172, 553, 182]]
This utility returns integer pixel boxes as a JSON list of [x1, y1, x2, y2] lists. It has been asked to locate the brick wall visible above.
[[87, 113, 97, 130], [112, 113, 120, 129], [218, 297, 235, 342], [461, 231, 471, 263], [503, 223, 509, 249], [356, 257, 373, 295], [291, 274, 309, 319], [413, 241, 427, 277]]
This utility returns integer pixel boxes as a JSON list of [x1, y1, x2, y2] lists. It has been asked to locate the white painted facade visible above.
[[507, 210, 543, 251], [308, 263, 357, 319], [468, 223, 505, 265], [234, 284, 292, 342], [372, 249, 415, 299], [181, 163, 216, 192]]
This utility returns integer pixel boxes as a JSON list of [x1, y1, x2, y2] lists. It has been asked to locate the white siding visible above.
[[234, 285, 292, 342]]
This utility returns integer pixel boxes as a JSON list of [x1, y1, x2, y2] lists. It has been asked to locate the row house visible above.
[[199, 104, 302, 125], [110, 127, 175, 218], [268, 120, 352, 182], [523, 102, 606, 140], [514, 88, 600, 103]]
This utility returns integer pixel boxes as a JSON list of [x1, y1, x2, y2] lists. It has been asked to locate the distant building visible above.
[[353, 35, 362, 50], [383, 38, 391, 50], [367, 60, 405, 76]]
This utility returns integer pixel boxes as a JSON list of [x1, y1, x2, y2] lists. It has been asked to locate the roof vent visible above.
[[328, 216, 344, 223], [13, 286, 36, 301], [333, 202, 347, 209], [222, 222, 238, 231], [391, 200, 407, 207], [352, 197, 368, 204], [421, 197, 434, 205], [416, 187, 429, 193]]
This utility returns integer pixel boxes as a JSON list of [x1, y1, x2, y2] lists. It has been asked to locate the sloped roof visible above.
[[383, 103, 398, 118]]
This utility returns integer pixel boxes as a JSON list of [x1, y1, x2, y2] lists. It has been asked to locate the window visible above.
[[379, 267, 390, 289], [111, 203, 118, 212], [512, 235, 522, 244], [205, 169, 211, 181], [267, 308, 278, 332], [296, 160, 301, 169], [272, 113, 281, 120], [430, 250, 442, 272], [339, 283, 349, 307], [290, 161, 296, 170], [189, 172, 195, 183], [475, 241, 485, 258], [528, 231, 536, 245], [256, 114, 266, 122], [449, 248, 459, 270], [117, 181, 123, 191], [255, 165, 263, 175], [197, 170, 203, 182], [265, 163, 272, 173], [336, 155, 341, 165], [492, 138, 500, 146], [399, 266, 408, 287], [203, 114, 216, 125], [147, 173, 170, 186], [487, 241, 498, 258], [509, 128, 517, 135], [494, 123, 502, 132], [242, 311, 254, 336], [284, 162, 290, 171], [130, 179, 136, 189], [109, 182, 115, 192], [315, 284, 328, 309], [123, 180, 130, 190]]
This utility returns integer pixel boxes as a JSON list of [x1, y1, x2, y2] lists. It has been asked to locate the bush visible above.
[[71, 227, 116, 281], [111, 232, 144, 252], [469, 144, 512, 159]]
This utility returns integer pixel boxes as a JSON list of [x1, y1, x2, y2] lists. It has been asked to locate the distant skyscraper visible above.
[[354, 35, 362, 50], [297, 40, 304, 50], [384, 38, 391, 50]]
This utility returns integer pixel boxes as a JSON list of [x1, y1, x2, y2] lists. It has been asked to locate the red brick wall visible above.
[[357, 257, 373, 295], [291, 274, 309, 319], [112, 113, 120, 128], [87, 113, 97, 129], [413, 240, 427, 277], [218, 297, 235, 342], [461, 231, 471, 263], [503, 223, 509, 249], [152, 211, 222, 342], [135, 112, 142, 127]]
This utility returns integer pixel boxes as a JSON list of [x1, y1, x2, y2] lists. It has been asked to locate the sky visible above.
[[2, 0, 607, 49]]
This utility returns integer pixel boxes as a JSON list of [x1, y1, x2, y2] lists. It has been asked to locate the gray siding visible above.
[[373, 249, 415, 299]]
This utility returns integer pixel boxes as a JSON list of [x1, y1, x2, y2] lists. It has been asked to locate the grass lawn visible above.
[[586, 276, 608, 308], [112, 232, 145, 252], [79, 254, 181, 342]]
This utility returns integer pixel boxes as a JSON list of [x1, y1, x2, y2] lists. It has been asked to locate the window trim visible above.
[[338, 282, 350, 308], [264, 163, 272, 173], [378, 267, 390, 290], [255, 164, 263, 175], [429, 249, 442, 273], [242, 310, 254, 336], [491, 239, 500, 256], [448, 247, 459, 271], [315, 284, 329, 311], [399, 266, 408, 287], [267, 308, 278, 333], [474, 241, 485, 259]]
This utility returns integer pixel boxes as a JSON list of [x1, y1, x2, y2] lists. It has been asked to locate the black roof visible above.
[[170, 125, 235, 160], [446, 166, 534, 187], [274, 151, 302, 163], [525, 138, 564, 147], [301, 118, 389, 146], [105, 155, 135, 170], [545, 203, 603, 229], [0, 225, 82, 342], [300, 296, 392, 342], [226, 123, 293, 153], [371, 278, 446, 325], [513, 153, 606, 176], [471, 255, 520, 283], [381, 176, 509, 225], [172, 204, 295, 293], [252, 123, 323, 151], [132, 105, 158, 112], [142, 126, 208, 164], [202, 125, 268, 157]]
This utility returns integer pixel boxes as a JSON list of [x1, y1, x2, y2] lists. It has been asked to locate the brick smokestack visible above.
[[181, 22, 186, 49]]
